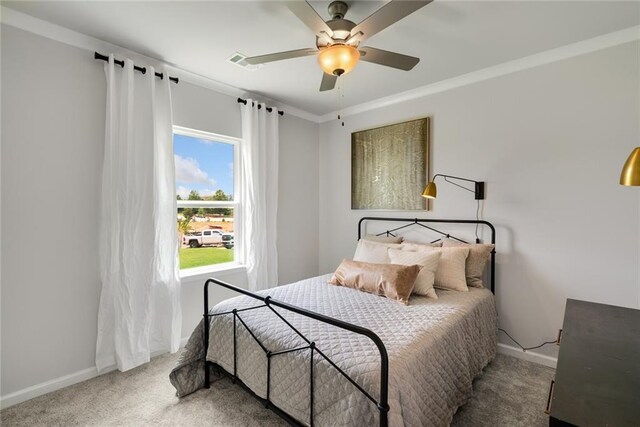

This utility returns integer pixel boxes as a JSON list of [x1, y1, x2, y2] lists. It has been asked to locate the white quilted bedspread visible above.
[[170, 274, 497, 427]]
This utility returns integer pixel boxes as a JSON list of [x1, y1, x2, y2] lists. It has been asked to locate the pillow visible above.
[[388, 248, 441, 299], [363, 234, 403, 244], [353, 239, 403, 264], [401, 241, 442, 251], [442, 239, 495, 288], [329, 259, 420, 304], [401, 246, 470, 292]]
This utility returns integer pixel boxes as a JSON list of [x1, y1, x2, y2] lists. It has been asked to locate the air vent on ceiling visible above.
[[226, 52, 263, 71]]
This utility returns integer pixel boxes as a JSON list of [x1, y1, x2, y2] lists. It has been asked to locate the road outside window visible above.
[[174, 127, 240, 271]]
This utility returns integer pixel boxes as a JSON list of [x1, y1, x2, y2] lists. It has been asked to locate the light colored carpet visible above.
[[1, 353, 554, 426]]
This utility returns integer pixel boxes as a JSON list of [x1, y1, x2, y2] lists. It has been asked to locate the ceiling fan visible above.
[[244, 0, 432, 92]]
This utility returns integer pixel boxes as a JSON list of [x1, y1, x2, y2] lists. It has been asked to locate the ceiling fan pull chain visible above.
[[342, 78, 345, 126], [337, 77, 345, 127], [338, 78, 341, 121]]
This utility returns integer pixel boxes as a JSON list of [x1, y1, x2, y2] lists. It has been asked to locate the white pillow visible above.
[[353, 239, 403, 264], [388, 248, 441, 299], [401, 241, 442, 251], [401, 246, 470, 292]]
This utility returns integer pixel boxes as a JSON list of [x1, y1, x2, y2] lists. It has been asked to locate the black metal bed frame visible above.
[[358, 217, 496, 293], [203, 217, 496, 427]]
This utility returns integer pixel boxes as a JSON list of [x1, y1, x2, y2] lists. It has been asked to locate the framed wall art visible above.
[[351, 117, 430, 210]]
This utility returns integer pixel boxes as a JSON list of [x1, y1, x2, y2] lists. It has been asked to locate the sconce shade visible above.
[[620, 147, 640, 186], [422, 182, 437, 199], [318, 45, 360, 76]]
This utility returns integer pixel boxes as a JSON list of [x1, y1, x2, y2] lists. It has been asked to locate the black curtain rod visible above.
[[237, 98, 284, 116], [94, 52, 179, 84]]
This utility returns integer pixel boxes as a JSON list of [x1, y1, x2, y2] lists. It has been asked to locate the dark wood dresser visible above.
[[548, 299, 640, 426]]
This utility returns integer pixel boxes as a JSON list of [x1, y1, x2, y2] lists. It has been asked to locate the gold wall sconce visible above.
[[422, 174, 485, 200], [620, 147, 640, 186]]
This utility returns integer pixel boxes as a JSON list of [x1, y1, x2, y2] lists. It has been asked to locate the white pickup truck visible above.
[[183, 230, 234, 249]]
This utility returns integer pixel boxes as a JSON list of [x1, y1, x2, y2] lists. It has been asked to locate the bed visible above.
[[170, 217, 498, 427]]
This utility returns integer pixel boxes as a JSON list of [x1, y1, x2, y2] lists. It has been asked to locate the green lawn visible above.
[[179, 247, 234, 270]]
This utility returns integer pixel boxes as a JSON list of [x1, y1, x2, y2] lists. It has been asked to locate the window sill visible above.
[[179, 263, 246, 283]]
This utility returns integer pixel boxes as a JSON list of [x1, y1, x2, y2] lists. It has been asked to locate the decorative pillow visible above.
[[388, 248, 441, 299], [363, 234, 403, 244], [442, 239, 495, 288], [329, 259, 420, 304], [353, 239, 403, 264], [401, 246, 470, 292]]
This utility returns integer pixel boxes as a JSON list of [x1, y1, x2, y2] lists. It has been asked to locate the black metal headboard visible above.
[[358, 217, 496, 294]]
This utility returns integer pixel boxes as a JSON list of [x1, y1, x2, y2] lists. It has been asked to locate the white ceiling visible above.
[[3, 1, 639, 116]]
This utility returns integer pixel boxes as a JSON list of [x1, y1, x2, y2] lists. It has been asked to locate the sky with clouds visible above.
[[174, 134, 234, 199]]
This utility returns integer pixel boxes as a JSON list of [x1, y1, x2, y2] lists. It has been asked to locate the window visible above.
[[174, 126, 240, 272]]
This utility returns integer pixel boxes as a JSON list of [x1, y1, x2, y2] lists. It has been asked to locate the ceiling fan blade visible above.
[[359, 47, 420, 71], [351, 0, 432, 42], [244, 48, 317, 65], [320, 73, 337, 92], [285, 1, 334, 37]]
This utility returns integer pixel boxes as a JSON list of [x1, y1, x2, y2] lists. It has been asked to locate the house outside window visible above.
[[173, 126, 240, 273]]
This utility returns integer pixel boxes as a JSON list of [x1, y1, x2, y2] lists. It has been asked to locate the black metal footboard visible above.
[[203, 278, 390, 427]]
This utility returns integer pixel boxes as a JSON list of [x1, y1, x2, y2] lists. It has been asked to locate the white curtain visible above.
[[96, 56, 181, 372], [239, 100, 279, 291]]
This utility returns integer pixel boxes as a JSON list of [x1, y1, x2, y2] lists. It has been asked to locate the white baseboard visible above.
[[497, 343, 557, 368], [0, 364, 117, 410], [0, 339, 555, 409], [0, 339, 192, 410]]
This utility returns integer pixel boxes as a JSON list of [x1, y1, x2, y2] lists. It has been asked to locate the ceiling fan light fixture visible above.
[[318, 44, 360, 76]]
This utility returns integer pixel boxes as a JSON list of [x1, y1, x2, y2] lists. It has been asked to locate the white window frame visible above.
[[173, 125, 242, 277]]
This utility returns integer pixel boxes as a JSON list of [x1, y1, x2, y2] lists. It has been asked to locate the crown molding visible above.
[[318, 25, 640, 123], [0, 6, 322, 124], [2, 6, 638, 125]]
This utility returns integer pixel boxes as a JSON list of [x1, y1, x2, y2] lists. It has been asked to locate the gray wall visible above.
[[2, 17, 639, 400], [318, 41, 640, 358], [0, 24, 319, 396]]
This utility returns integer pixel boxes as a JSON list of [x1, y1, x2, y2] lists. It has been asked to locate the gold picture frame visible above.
[[351, 117, 430, 210]]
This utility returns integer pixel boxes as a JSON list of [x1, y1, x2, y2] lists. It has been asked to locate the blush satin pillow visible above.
[[329, 259, 420, 304]]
